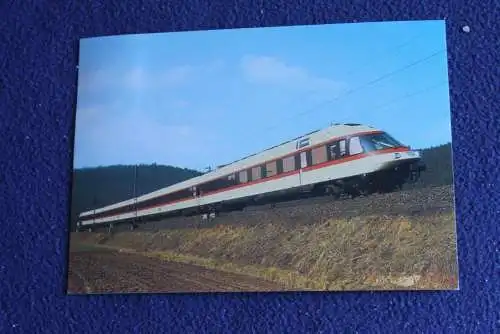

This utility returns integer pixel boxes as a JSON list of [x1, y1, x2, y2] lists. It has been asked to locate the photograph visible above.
[[67, 19, 459, 294]]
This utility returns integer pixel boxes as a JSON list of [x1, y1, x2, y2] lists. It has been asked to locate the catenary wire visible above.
[[258, 48, 446, 134], [272, 32, 428, 116], [369, 80, 448, 112]]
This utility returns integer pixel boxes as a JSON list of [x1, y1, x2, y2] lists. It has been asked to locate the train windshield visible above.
[[359, 132, 404, 152]]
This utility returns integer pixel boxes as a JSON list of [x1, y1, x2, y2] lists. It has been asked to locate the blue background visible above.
[[0, 1, 498, 333]]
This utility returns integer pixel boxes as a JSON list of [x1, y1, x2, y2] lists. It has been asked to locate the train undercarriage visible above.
[[320, 158, 427, 198]]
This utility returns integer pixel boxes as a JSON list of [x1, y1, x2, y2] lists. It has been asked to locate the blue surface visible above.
[[1, 1, 499, 333]]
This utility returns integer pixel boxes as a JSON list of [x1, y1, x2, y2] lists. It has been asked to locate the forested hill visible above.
[[410, 142, 454, 188], [69, 143, 453, 231], [69, 164, 203, 230]]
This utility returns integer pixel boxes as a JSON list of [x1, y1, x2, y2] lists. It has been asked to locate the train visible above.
[[76, 123, 426, 232]]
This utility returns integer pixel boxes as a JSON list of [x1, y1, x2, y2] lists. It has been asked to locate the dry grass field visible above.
[[69, 198, 458, 292]]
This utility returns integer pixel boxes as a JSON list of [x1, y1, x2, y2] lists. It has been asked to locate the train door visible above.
[[299, 151, 311, 186], [192, 186, 201, 207]]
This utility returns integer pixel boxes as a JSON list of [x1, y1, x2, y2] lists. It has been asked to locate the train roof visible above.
[[80, 123, 377, 217]]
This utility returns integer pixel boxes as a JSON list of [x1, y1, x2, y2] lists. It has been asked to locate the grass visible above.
[[145, 250, 334, 290], [70, 211, 459, 291]]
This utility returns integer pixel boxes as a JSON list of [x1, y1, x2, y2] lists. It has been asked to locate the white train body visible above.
[[77, 123, 425, 229]]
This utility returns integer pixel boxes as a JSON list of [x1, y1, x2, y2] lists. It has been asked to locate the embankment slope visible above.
[[70, 186, 458, 291]]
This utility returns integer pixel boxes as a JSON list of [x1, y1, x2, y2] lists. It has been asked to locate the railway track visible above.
[[97, 184, 454, 233], [246, 184, 451, 210]]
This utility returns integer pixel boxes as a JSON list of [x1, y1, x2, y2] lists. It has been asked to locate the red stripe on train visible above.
[[84, 130, 383, 218], [86, 146, 410, 222]]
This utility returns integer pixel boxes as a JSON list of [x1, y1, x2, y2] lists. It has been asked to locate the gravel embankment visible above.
[[70, 185, 458, 292], [103, 185, 454, 232]]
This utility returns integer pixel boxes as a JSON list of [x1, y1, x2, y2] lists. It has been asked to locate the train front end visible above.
[[355, 131, 426, 192]]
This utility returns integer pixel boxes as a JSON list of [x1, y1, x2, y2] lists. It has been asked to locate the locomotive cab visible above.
[[346, 131, 426, 193], [358, 132, 424, 166]]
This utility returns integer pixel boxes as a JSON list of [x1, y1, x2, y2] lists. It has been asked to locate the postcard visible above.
[[67, 19, 458, 294]]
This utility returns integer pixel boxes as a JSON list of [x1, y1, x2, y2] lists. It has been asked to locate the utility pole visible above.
[[93, 195, 97, 227], [133, 164, 137, 199], [133, 164, 138, 227]]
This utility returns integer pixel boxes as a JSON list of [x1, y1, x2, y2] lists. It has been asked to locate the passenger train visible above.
[[76, 123, 426, 231]]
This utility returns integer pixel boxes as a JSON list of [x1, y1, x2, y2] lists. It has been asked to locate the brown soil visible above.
[[67, 247, 283, 294]]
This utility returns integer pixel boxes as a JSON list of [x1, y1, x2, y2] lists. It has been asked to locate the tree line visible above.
[[69, 164, 203, 231], [409, 142, 454, 188]]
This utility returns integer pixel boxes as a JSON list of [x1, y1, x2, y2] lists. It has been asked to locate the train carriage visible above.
[[76, 123, 426, 231]]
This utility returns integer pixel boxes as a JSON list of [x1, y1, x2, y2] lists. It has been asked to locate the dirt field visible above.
[[67, 246, 283, 294], [68, 185, 458, 293]]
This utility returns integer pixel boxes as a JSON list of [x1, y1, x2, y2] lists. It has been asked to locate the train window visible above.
[[277, 159, 284, 174], [239, 170, 248, 183], [227, 174, 237, 187], [312, 146, 327, 165], [327, 142, 340, 160], [294, 154, 301, 170], [201, 177, 237, 193], [135, 188, 192, 212], [266, 161, 277, 177], [282, 156, 295, 172], [91, 201, 138, 219], [300, 151, 308, 168], [349, 137, 364, 155], [360, 132, 403, 152], [252, 166, 262, 180], [261, 165, 267, 178], [339, 139, 347, 157]]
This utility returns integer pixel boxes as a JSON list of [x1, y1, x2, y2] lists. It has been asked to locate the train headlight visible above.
[[394, 153, 401, 159]]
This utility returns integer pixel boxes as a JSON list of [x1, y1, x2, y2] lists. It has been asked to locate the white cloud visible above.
[[159, 65, 195, 87], [123, 67, 148, 90], [205, 59, 225, 73], [78, 60, 223, 94], [241, 55, 304, 84], [73, 104, 216, 168], [73, 59, 227, 168], [240, 55, 346, 95], [77, 69, 114, 92], [119, 65, 195, 90]]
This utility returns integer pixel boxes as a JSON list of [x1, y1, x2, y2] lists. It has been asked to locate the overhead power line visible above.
[[232, 81, 447, 172], [370, 80, 448, 112], [276, 32, 428, 113], [260, 48, 446, 134], [343, 32, 426, 76]]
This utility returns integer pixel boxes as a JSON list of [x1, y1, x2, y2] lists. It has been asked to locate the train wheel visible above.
[[325, 185, 342, 199]]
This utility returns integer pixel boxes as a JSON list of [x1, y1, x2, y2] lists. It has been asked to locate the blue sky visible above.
[[74, 20, 452, 171]]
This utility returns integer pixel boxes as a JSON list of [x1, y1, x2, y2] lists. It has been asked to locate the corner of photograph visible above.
[[67, 19, 459, 294]]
